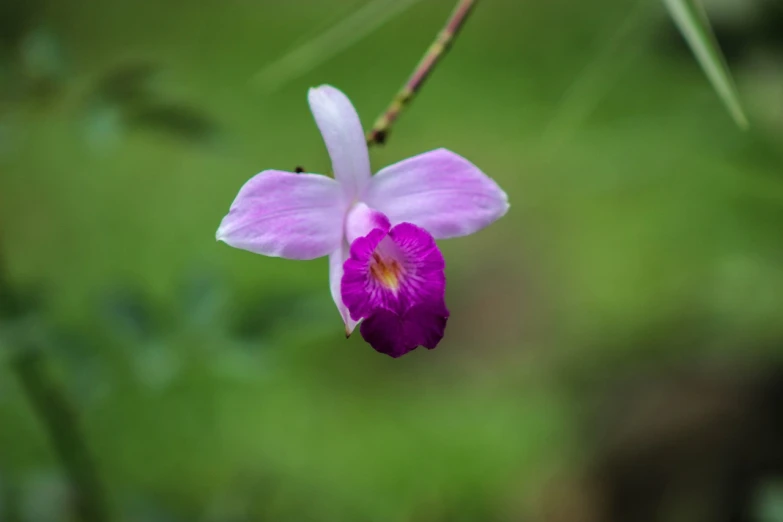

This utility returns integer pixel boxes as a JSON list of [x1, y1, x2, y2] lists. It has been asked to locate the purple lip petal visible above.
[[341, 222, 446, 321], [341, 219, 450, 357], [403, 301, 451, 350], [360, 301, 450, 358], [341, 227, 388, 321]]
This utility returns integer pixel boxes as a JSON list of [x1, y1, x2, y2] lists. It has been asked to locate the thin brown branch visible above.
[[366, 0, 477, 146]]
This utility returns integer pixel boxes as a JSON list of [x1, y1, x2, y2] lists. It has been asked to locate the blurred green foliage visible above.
[[1, 0, 783, 520]]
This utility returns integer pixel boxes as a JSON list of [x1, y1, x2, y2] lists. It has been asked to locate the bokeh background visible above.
[[1, 0, 783, 520]]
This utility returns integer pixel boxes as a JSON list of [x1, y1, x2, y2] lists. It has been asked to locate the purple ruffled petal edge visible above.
[[360, 301, 450, 358]]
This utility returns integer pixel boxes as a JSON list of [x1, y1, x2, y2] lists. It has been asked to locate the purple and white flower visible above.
[[216, 85, 508, 357]]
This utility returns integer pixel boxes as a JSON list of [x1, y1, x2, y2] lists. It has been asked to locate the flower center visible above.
[[369, 252, 403, 291]]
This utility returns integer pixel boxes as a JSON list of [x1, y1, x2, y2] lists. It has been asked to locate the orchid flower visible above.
[[216, 85, 508, 357]]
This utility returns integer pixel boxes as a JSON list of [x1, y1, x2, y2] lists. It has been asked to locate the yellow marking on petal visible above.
[[370, 253, 403, 291]]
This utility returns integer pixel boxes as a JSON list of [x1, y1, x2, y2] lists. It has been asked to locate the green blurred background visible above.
[[1, 0, 783, 520]]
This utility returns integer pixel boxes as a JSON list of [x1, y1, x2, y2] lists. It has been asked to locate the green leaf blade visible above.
[[663, 0, 749, 129]]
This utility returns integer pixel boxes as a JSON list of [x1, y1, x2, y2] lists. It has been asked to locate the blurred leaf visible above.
[[85, 62, 219, 147], [0, 280, 33, 321], [123, 497, 182, 522], [177, 270, 229, 332], [55, 329, 111, 408], [254, 0, 423, 92], [201, 489, 251, 522], [122, 495, 184, 522], [19, 28, 65, 83], [100, 288, 159, 342], [0, 244, 38, 321], [0, 245, 43, 371], [128, 102, 218, 145], [132, 340, 182, 391], [91, 61, 159, 105], [662, 0, 749, 129], [84, 102, 123, 150], [231, 291, 332, 344], [0, 0, 43, 51]]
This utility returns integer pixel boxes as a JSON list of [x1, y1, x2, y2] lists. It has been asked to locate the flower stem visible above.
[[366, 0, 477, 146]]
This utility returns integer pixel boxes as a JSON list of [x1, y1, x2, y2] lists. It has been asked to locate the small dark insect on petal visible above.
[[294, 166, 305, 173]]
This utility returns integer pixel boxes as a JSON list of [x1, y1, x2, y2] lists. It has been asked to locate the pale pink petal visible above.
[[308, 85, 371, 198], [362, 148, 509, 239], [329, 243, 359, 335], [216, 170, 345, 260], [344, 202, 390, 244]]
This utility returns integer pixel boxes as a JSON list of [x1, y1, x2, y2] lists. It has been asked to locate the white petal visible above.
[[308, 85, 372, 199], [329, 242, 359, 336]]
